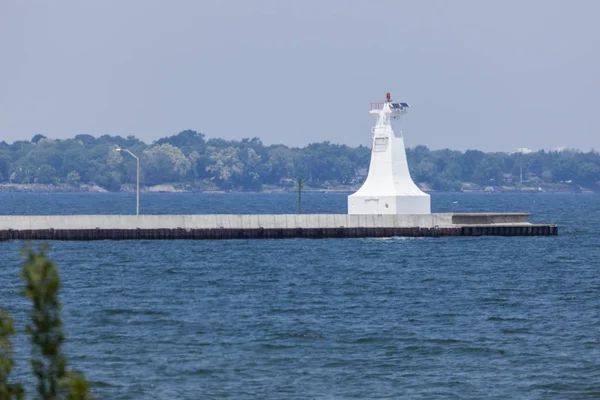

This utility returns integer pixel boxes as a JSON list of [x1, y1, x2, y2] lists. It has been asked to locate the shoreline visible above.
[[0, 183, 596, 194]]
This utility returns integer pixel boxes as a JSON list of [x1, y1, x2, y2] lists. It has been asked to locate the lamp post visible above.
[[115, 148, 139, 215], [298, 178, 303, 214]]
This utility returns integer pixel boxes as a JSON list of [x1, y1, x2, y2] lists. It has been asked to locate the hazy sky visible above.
[[1, 0, 598, 152]]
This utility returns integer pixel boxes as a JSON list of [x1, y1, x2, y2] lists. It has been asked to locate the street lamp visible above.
[[115, 147, 140, 215]]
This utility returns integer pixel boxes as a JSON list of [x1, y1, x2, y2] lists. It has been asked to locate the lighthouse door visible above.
[[364, 197, 381, 214]]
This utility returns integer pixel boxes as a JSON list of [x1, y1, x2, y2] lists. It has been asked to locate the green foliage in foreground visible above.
[[0, 311, 24, 400], [0, 245, 92, 400], [0, 131, 599, 191]]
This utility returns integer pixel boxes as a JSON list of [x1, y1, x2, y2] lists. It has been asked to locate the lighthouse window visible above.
[[374, 137, 388, 152]]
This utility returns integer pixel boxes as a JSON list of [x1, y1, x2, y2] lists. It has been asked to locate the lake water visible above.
[[0, 192, 599, 399]]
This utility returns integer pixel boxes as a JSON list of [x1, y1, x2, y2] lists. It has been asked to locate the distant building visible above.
[[515, 147, 534, 154]]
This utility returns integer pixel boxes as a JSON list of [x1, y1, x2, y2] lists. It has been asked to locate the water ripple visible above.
[[0, 192, 599, 399]]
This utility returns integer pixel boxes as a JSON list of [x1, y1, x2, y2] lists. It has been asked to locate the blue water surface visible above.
[[0, 192, 598, 399]]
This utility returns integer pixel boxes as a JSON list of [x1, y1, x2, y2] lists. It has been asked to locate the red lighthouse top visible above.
[[369, 93, 409, 111]]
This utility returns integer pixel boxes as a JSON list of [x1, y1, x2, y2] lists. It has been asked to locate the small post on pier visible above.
[[298, 178, 303, 214], [116, 147, 140, 215]]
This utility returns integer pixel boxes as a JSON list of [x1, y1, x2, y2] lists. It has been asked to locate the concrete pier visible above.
[[0, 213, 557, 241]]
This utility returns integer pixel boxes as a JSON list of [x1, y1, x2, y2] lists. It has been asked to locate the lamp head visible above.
[[115, 148, 122, 152]]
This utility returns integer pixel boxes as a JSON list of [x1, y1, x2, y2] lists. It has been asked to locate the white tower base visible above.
[[349, 194, 431, 215], [348, 94, 430, 215]]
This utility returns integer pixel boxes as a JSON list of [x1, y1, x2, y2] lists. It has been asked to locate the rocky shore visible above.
[[0, 184, 108, 193]]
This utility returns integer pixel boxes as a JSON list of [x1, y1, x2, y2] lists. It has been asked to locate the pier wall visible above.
[[0, 213, 557, 241], [0, 214, 455, 231], [452, 213, 530, 225]]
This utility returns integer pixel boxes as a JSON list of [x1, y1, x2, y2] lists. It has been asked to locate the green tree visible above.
[[266, 146, 296, 184], [1, 132, 600, 191], [36, 165, 58, 185], [461, 149, 485, 182], [413, 160, 437, 182], [156, 130, 206, 156], [206, 147, 244, 189], [236, 148, 263, 190], [0, 155, 10, 183], [21, 245, 92, 400], [142, 144, 191, 185], [296, 142, 360, 186], [472, 155, 504, 185], [0, 310, 24, 400], [66, 172, 81, 187], [31, 134, 47, 144], [578, 162, 600, 186], [94, 171, 121, 192]]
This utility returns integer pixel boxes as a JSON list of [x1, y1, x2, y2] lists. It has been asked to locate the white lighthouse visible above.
[[348, 93, 430, 215]]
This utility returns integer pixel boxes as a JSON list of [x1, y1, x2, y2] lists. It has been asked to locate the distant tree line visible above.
[[0, 130, 599, 191]]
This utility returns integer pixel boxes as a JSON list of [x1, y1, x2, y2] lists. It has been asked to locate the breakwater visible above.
[[0, 213, 557, 241]]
